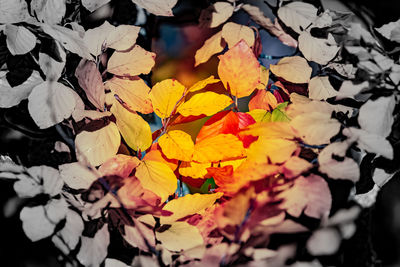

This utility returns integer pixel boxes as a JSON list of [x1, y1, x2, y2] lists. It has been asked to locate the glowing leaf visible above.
[[177, 91, 232, 117], [75, 59, 105, 110], [193, 134, 246, 163], [111, 101, 152, 151], [188, 76, 220, 92], [105, 77, 153, 114], [199, 2, 234, 28], [240, 122, 296, 139], [144, 146, 178, 171], [278, 174, 331, 218], [221, 22, 255, 48], [135, 160, 177, 202], [179, 161, 211, 178], [160, 193, 223, 224], [159, 130, 194, 161], [247, 109, 272, 122], [156, 222, 203, 251], [75, 122, 121, 166], [107, 45, 156, 76], [308, 76, 338, 100], [270, 56, 312, 84], [196, 111, 238, 143], [249, 90, 278, 111], [218, 40, 261, 98], [131, 0, 178, 16], [247, 138, 298, 164], [149, 79, 185, 119], [195, 31, 224, 67]]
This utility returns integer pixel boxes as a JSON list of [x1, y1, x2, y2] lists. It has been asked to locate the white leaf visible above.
[[105, 259, 130, 267], [5, 25, 37, 55], [343, 127, 393, 159], [13, 174, 42, 198], [75, 59, 105, 109], [278, 174, 332, 218], [290, 112, 341, 145], [335, 81, 369, 100], [82, 0, 111, 12], [28, 165, 63, 196], [75, 122, 121, 166], [354, 184, 380, 208], [0, 71, 43, 108], [59, 162, 98, 190], [31, 0, 66, 24], [308, 76, 338, 100], [277, 2, 318, 34], [41, 24, 92, 59], [52, 209, 84, 253], [156, 221, 204, 251], [131, 0, 178, 16], [123, 219, 155, 252], [358, 96, 395, 137], [0, 0, 31, 24], [39, 42, 66, 81], [77, 224, 110, 267], [372, 168, 394, 187], [318, 142, 360, 182], [20, 199, 68, 242], [269, 56, 312, 84], [376, 19, 400, 43], [298, 32, 339, 65], [348, 23, 375, 45], [28, 81, 77, 129], [307, 228, 341, 256]]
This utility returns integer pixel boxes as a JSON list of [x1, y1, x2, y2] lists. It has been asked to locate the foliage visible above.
[[0, 0, 399, 266]]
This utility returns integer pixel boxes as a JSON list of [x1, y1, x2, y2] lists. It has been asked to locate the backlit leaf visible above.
[[149, 79, 186, 119], [107, 45, 156, 76], [188, 76, 220, 92], [249, 90, 278, 111], [177, 91, 232, 117], [195, 31, 224, 67], [196, 111, 238, 143], [179, 161, 211, 178], [111, 100, 152, 151], [159, 130, 195, 161], [135, 160, 178, 202], [247, 138, 298, 164], [218, 40, 261, 98], [221, 22, 255, 48]]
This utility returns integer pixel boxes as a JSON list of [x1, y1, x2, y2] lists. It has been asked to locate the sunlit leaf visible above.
[[221, 22, 255, 48], [247, 138, 298, 164], [195, 31, 224, 67], [188, 76, 220, 92], [249, 90, 278, 111], [177, 91, 232, 117], [99, 154, 141, 177], [159, 130, 195, 161], [270, 56, 312, 84], [196, 111, 238, 143], [156, 222, 203, 251], [218, 40, 261, 98], [136, 160, 178, 202], [111, 100, 152, 151], [179, 161, 211, 178], [149, 79, 186, 119]]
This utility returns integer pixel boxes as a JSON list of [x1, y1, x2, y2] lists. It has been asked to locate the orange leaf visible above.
[[144, 145, 178, 171], [149, 79, 185, 119], [193, 134, 246, 163], [196, 111, 239, 143], [217, 40, 261, 98], [158, 130, 194, 161], [248, 90, 278, 111]]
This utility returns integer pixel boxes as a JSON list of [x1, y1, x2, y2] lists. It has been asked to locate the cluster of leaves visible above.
[[0, 0, 399, 266]]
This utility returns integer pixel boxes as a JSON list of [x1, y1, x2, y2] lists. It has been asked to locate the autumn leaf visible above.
[[199, 2, 234, 28], [247, 109, 272, 122], [179, 161, 211, 179], [158, 130, 195, 161], [160, 193, 223, 224], [111, 100, 152, 151], [107, 45, 156, 76], [98, 154, 141, 177], [277, 2, 318, 34], [192, 134, 246, 163], [135, 160, 178, 202], [270, 56, 312, 84], [105, 77, 153, 114], [308, 76, 338, 100], [221, 22, 255, 48], [196, 111, 239, 143], [156, 222, 203, 251], [249, 90, 278, 111], [247, 138, 298, 164], [218, 40, 261, 98], [188, 76, 220, 92], [240, 121, 296, 140], [149, 79, 186, 119], [145, 145, 179, 171], [177, 91, 232, 117], [195, 31, 224, 67]]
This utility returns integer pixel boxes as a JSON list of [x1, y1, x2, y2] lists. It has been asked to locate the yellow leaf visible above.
[[107, 45, 155, 76], [218, 40, 261, 98], [222, 22, 255, 48], [193, 134, 246, 163], [247, 138, 298, 164], [156, 222, 203, 251], [269, 56, 312, 84], [179, 161, 211, 178], [220, 158, 246, 170], [75, 122, 121, 166], [256, 67, 270, 90], [111, 100, 152, 151], [247, 109, 272, 122], [240, 122, 295, 139], [105, 77, 153, 114], [149, 79, 185, 119], [160, 193, 223, 224], [158, 130, 194, 161], [188, 76, 220, 92], [135, 160, 178, 202], [177, 91, 232, 117], [195, 31, 224, 67]]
